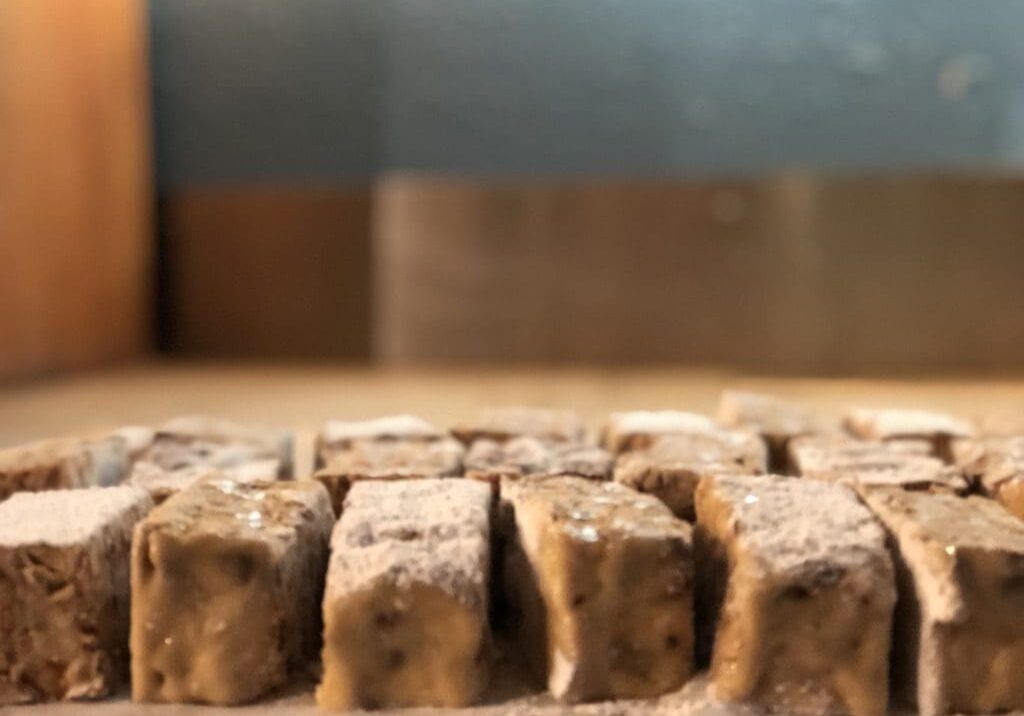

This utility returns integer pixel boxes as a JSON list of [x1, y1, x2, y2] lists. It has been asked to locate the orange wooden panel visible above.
[[0, 0, 153, 381]]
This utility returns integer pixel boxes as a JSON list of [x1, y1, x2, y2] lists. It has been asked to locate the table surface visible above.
[[3, 361, 1024, 715]]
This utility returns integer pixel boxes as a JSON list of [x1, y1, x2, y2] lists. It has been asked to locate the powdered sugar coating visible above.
[[0, 486, 152, 547]]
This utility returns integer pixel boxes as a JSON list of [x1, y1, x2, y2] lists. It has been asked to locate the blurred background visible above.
[[4, 0, 1024, 383]]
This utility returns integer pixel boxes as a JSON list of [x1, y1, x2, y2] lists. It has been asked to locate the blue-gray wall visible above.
[[150, 0, 1024, 188]]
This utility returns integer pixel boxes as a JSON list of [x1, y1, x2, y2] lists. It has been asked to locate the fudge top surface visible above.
[[716, 390, 831, 437], [320, 414, 443, 445], [506, 475, 692, 543], [328, 478, 491, 606], [789, 434, 934, 472], [864, 488, 1024, 554], [844, 407, 975, 440], [465, 437, 611, 478], [129, 460, 280, 498], [604, 410, 719, 438], [0, 486, 152, 547], [156, 415, 290, 446], [639, 432, 765, 466], [704, 474, 889, 575], [0, 436, 96, 471], [807, 459, 968, 492], [316, 438, 463, 478], [142, 477, 331, 542], [451, 406, 587, 444]]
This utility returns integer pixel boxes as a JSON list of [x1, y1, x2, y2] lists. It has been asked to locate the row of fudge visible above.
[[1, 397, 1024, 716]]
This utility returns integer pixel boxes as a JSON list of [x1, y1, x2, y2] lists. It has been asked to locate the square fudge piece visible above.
[[600, 410, 719, 454], [0, 487, 153, 703], [314, 415, 444, 469], [717, 390, 834, 470], [502, 476, 694, 703], [843, 408, 974, 459], [464, 437, 612, 487], [127, 460, 281, 504], [313, 437, 464, 515], [131, 477, 333, 705], [696, 474, 895, 716], [788, 435, 934, 475], [0, 436, 129, 502], [451, 407, 586, 446], [136, 416, 293, 478], [861, 489, 1024, 716], [318, 479, 492, 710], [613, 434, 766, 520]]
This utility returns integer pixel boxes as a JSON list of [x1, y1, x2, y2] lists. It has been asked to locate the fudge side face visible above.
[[131, 478, 333, 706], [451, 407, 587, 446], [695, 474, 895, 716], [502, 476, 694, 703], [313, 437, 464, 515], [0, 487, 153, 703], [318, 478, 492, 710], [862, 489, 1024, 716]]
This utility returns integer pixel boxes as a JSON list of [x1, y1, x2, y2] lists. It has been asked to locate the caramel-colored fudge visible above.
[[128, 460, 281, 504], [861, 489, 1024, 716], [318, 479, 491, 710], [451, 407, 586, 446], [978, 453, 1024, 520], [464, 436, 612, 486], [717, 390, 834, 470], [789, 434, 934, 475], [136, 416, 293, 478], [696, 474, 895, 716], [131, 478, 333, 705], [0, 436, 129, 502], [600, 410, 719, 454], [314, 415, 444, 469], [613, 434, 766, 519], [313, 437, 464, 515], [502, 476, 694, 703], [0, 487, 153, 703], [843, 408, 974, 459]]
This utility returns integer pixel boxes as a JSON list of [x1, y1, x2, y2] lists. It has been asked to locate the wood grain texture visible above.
[[163, 187, 372, 359], [0, 0, 153, 381], [374, 175, 1024, 373]]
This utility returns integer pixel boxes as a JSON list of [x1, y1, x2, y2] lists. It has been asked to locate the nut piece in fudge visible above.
[[861, 489, 1024, 716], [464, 436, 612, 487], [314, 415, 444, 469], [313, 437, 464, 515], [135, 416, 293, 478], [451, 407, 587, 446], [613, 433, 766, 520], [502, 476, 694, 702], [843, 408, 974, 459], [131, 477, 333, 705], [0, 486, 153, 703], [695, 474, 895, 716], [717, 390, 834, 470], [317, 479, 491, 710], [0, 436, 130, 501], [600, 410, 719, 454]]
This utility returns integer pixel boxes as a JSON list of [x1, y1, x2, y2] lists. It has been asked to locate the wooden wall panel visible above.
[[374, 175, 1024, 374], [0, 0, 153, 380], [163, 187, 372, 359]]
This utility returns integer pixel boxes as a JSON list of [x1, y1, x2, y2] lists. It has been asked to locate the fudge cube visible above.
[[788, 435, 935, 475], [314, 415, 443, 469], [843, 408, 973, 459], [0, 436, 129, 501], [464, 437, 612, 487], [451, 407, 586, 446], [805, 456, 969, 495], [862, 489, 1024, 716], [978, 453, 1024, 519], [502, 476, 694, 702], [313, 437, 464, 515], [131, 477, 333, 705], [317, 479, 492, 710], [127, 460, 281, 504], [600, 410, 719, 454], [612, 435, 763, 520], [137, 416, 293, 478], [696, 474, 895, 716], [0, 486, 153, 703], [717, 390, 834, 470]]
